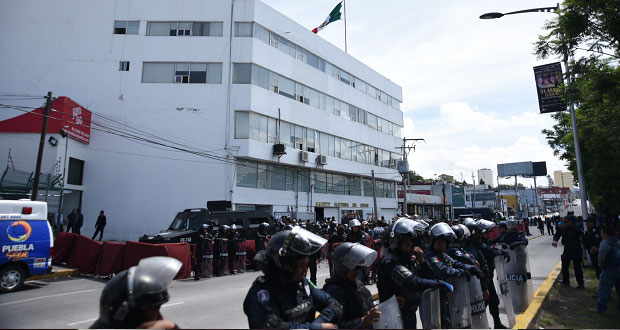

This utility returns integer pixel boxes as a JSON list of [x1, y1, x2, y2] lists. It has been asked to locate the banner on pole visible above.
[[533, 62, 566, 114]]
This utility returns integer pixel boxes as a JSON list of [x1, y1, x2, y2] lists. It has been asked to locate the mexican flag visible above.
[[312, 2, 343, 34]]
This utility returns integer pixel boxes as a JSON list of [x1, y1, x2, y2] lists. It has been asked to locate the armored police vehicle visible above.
[[139, 207, 272, 244], [1, 200, 53, 292]]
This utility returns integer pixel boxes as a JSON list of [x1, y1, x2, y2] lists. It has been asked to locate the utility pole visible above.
[[32, 91, 52, 201], [371, 170, 378, 221], [514, 176, 519, 218], [395, 137, 424, 215], [471, 172, 476, 208]]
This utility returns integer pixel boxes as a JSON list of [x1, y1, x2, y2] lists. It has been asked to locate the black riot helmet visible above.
[[258, 222, 269, 232], [254, 227, 327, 277], [333, 242, 377, 278], [90, 257, 181, 329], [463, 217, 481, 237], [200, 223, 210, 233], [430, 222, 457, 242], [451, 224, 465, 242], [387, 218, 417, 251], [476, 219, 496, 233]]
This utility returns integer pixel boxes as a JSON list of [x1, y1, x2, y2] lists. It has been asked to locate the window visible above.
[[251, 65, 270, 89], [267, 117, 277, 143], [236, 161, 257, 188], [333, 174, 346, 195], [234, 22, 253, 37], [119, 61, 130, 71], [320, 133, 329, 156], [363, 179, 373, 197], [349, 177, 361, 196], [67, 158, 84, 185], [328, 135, 335, 157], [147, 21, 222, 36], [142, 63, 174, 83], [314, 172, 327, 194], [189, 63, 207, 83], [142, 62, 221, 83], [294, 125, 305, 150], [253, 23, 270, 44], [249, 112, 267, 142], [206, 63, 223, 83], [147, 22, 172, 36], [175, 63, 190, 83], [233, 63, 252, 84], [286, 168, 296, 191], [278, 76, 295, 100], [342, 139, 351, 160], [114, 21, 139, 34], [234, 112, 249, 139], [279, 121, 293, 148], [257, 163, 270, 189], [192, 22, 223, 36], [306, 129, 316, 152], [270, 165, 286, 190], [349, 105, 358, 122], [334, 137, 341, 158]]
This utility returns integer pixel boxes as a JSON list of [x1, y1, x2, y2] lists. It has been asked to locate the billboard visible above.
[[532, 161, 547, 176], [533, 62, 566, 114], [497, 162, 533, 177], [452, 187, 465, 207]]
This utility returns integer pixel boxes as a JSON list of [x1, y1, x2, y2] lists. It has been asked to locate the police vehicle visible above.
[[139, 208, 272, 244], [0, 200, 53, 293]]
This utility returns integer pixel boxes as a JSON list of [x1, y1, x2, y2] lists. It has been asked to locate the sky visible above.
[[261, 0, 569, 187]]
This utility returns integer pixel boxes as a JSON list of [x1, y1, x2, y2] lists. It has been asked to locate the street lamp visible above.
[[479, 3, 589, 221]]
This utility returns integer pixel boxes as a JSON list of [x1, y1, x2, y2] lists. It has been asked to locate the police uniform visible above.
[[499, 230, 528, 246], [583, 224, 602, 278], [327, 231, 346, 276], [553, 224, 584, 287], [478, 240, 508, 328]]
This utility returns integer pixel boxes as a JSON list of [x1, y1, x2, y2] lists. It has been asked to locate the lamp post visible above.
[[480, 3, 589, 220]]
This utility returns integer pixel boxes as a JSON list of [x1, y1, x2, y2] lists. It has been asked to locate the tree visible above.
[[536, 0, 620, 217], [406, 171, 428, 183], [438, 174, 455, 183]]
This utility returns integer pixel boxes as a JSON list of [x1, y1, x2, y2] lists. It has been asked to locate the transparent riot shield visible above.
[[374, 295, 403, 329], [505, 245, 533, 313], [203, 240, 214, 278], [494, 255, 515, 328], [468, 276, 489, 329], [236, 243, 247, 273], [447, 276, 472, 329], [419, 288, 441, 329], [219, 243, 230, 275]]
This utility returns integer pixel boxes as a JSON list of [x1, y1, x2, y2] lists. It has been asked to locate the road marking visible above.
[[65, 302, 185, 326], [0, 288, 98, 307], [513, 260, 561, 329]]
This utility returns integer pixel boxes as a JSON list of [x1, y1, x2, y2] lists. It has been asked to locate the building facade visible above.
[[553, 170, 574, 191], [477, 168, 494, 188], [0, 0, 403, 240]]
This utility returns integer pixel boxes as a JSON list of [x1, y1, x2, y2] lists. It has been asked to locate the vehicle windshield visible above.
[[168, 212, 202, 231]]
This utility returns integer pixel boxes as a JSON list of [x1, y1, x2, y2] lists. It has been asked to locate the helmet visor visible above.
[[430, 223, 456, 239], [132, 257, 182, 307], [477, 219, 496, 231], [340, 244, 378, 270], [283, 226, 328, 256]]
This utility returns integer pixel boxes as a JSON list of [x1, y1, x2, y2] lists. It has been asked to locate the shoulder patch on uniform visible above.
[[455, 250, 463, 257], [431, 256, 440, 263], [257, 289, 270, 304]]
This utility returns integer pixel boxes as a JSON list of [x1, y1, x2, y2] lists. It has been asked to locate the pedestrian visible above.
[[323, 242, 381, 329], [553, 215, 585, 288], [583, 216, 602, 278], [66, 209, 76, 233], [243, 228, 342, 329], [546, 217, 555, 235], [92, 210, 106, 241], [596, 225, 620, 313], [54, 212, 64, 233], [72, 209, 84, 235], [537, 217, 545, 235], [377, 218, 453, 329]]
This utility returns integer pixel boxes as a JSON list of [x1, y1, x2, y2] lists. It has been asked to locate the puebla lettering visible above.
[[2, 244, 34, 253]]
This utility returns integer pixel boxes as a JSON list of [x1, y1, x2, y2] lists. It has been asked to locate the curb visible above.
[[27, 268, 80, 281], [513, 260, 562, 329], [528, 234, 544, 240]]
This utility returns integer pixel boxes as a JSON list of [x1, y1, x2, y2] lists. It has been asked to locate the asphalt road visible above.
[[0, 234, 562, 329]]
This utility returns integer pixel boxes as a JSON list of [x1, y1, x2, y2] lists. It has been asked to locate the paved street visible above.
[[0, 234, 561, 329]]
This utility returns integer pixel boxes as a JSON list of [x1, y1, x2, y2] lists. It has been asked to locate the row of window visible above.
[[234, 22, 402, 111], [141, 62, 223, 84], [113, 20, 223, 36], [233, 63, 402, 138], [235, 111, 400, 168], [236, 160, 397, 198]]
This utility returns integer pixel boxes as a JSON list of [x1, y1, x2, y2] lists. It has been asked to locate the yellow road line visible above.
[[27, 269, 80, 280], [513, 260, 562, 329]]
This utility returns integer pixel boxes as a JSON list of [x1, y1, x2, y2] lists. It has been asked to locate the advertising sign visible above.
[[533, 62, 566, 114], [452, 187, 465, 207], [497, 162, 533, 177]]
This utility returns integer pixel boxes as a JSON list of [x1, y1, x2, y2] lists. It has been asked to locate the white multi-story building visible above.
[[477, 168, 494, 188], [0, 0, 403, 240], [553, 170, 574, 191]]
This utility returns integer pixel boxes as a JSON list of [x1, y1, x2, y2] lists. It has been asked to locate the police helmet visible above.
[[499, 221, 507, 229], [258, 222, 269, 231], [255, 227, 327, 276], [200, 223, 210, 232], [451, 224, 471, 242], [463, 218, 481, 236], [477, 219, 496, 233], [430, 222, 456, 241], [350, 219, 362, 228], [91, 257, 181, 329], [333, 242, 377, 278], [231, 224, 237, 231], [221, 224, 230, 231], [506, 216, 519, 229], [413, 219, 430, 232], [387, 218, 417, 250]]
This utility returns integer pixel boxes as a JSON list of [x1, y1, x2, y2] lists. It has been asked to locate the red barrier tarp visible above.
[[67, 235, 103, 273], [123, 241, 168, 270], [96, 242, 125, 276], [160, 243, 192, 279], [52, 232, 78, 264]]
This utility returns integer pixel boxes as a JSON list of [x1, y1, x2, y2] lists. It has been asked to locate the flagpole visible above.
[[343, 0, 348, 53]]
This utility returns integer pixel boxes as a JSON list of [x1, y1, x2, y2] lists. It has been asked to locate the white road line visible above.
[[65, 302, 185, 326], [0, 288, 99, 307]]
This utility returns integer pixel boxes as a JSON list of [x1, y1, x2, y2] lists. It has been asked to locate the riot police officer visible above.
[[91, 257, 181, 329], [327, 225, 347, 276], [583, 216, 602, 278], [413, 220, 431, 251], [214, 225, 230, 276], [346, 219, 367, 243], [446, 224, 477, 266], [377, 218, 453, 329], [194, 224, 211, 280], [323, 242, 381, 329], [229, 224, 245, 274], [255, 222, 270, 254], [243, 227, 343, 329], [553, 216, 585, 287], [308, 223, 322, 285], [500, 217, 528, 247]]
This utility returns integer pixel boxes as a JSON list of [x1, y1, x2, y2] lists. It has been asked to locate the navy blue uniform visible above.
[[323, 275, 374, 329], [244, 276, 342, 329], [553, 226, 584, 286], [583, 227, 602, 278], [499, 230, 528, 246]]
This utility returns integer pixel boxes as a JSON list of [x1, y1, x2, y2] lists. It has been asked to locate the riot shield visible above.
[[237, 243, 247, 273], [419, 288, 441, 329], [447, 276, 472, 329], [374, 295, 403, 329], [468, 276, 489, 329], [219, 242, 230, 275], [494, 255, 515, 328], [505, 245, 533, 313], [203, 240, 214, 278]]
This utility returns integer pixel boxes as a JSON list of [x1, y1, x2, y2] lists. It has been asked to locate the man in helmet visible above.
[[425, 222, 485, 328], [243, 228, 343, 329], [214, 225, 230, 276], [446, 224, 477, 266], [323, 243, 381, 329], [553, 215, 585, 288], [307, 223, 323, 286], [327, 225, 347, 277], [499, 217, 528, 247], [256, 223, 271, 253], [91, 257, 181, 329], [377, 218, 454, 329], [413, 220, 431, 251], [194, 223, 212, 280], [229, 224, 245, 274], [346, 219, 367, 244]]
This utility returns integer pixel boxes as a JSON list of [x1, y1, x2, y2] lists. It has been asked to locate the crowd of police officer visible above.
[[88, 215, 537, 329]]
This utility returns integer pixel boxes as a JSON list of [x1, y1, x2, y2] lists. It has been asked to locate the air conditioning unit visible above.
[[300, 151, 310, 162], [317, 155, 327, 165], [273, 144, 286, 156]]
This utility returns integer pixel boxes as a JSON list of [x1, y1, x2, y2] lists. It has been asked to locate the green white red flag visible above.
[[312, 2, 343, 34]]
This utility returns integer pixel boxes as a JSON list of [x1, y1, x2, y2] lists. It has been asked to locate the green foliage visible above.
[[536, 0, 620, 217], [406, 171, 427, 183]]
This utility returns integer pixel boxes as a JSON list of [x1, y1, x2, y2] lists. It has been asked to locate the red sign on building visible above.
[[0, 96, 92, 144]]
